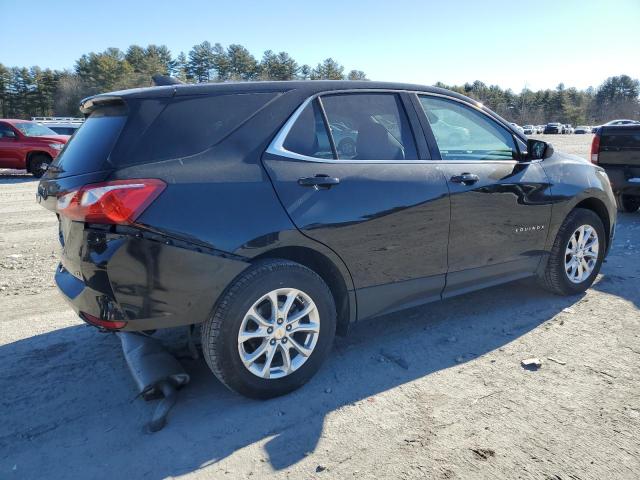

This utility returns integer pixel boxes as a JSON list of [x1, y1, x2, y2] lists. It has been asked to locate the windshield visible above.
[[14, 122, 57, 137]]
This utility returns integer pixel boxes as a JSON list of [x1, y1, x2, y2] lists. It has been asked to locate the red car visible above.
[[0, 119, 70, 177]]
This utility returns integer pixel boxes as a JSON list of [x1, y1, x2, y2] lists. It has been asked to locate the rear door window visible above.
[[321, 93, 418, 160], [419, 95, 517, 160]]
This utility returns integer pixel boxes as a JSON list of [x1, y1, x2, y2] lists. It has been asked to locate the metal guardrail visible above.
[[32, 117, 84, 124]]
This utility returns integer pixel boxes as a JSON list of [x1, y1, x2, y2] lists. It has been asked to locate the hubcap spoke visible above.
[[290, 321, 320, 334], [260, 344, 278, 378], [238, 327, 269, 343], [243, 340, 269, 365], [281, 290, 298, 318], [287, 303, 315, 324], [279, 344, 292, 374], [267, 291, 280, 321], [247, 307, 271, 328], [289, 337, 313, 357]]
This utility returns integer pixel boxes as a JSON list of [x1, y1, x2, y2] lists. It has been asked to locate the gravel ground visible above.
[[1, 135, 639, 479]]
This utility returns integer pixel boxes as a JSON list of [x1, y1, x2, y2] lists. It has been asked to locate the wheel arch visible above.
[[253, 246, 355, 336], [573, 197, 611, 251]]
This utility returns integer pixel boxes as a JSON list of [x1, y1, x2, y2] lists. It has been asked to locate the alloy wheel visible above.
[[238, 288, 320, 379], [564, 224, 599, 284]]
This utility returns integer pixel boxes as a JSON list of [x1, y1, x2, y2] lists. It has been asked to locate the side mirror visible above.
[[526, 139, 553, 160]]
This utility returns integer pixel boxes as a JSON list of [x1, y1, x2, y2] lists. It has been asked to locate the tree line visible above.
[[436, 75, 640, 126], [0, 42, 367, 118], [0, 40, 638, 125]]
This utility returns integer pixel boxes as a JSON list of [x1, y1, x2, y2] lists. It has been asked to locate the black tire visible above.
[[29, 153, 52, 178], [619, 195, 640, 213], [538, 208, 606, 296], [201, 259, 336, 399]]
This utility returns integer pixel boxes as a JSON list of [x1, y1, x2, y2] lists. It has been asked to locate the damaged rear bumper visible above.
[[55, 227, 249, 331]]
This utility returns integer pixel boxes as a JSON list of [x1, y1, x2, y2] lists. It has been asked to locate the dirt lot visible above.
[[1, 135, 639, 479]]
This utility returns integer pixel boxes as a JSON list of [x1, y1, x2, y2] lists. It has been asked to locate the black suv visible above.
[[38, 81, 616, 399], [544, 122, 564, 134]]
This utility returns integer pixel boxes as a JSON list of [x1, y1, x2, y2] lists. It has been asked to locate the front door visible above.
[[263, 92, 450, 319], [415, 94, 552, 297]]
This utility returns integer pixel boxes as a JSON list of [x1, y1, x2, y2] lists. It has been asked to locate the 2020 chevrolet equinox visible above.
[[37, 81, 616, 398]]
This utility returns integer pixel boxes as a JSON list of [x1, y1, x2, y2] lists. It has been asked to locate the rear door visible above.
[[263, 91, 450, 319], [414, 94, 552, 297]]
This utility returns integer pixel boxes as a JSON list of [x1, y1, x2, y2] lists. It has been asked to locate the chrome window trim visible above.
[[265, 88, 525, 164]]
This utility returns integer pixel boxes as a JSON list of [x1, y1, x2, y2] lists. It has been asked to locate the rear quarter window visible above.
[[124, 92, 279, 164]]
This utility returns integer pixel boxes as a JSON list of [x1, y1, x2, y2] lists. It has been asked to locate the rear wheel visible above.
[[29, 153, 52, 178], [619, 195, 640, 213], [201, 259, 336, 399], [538, 208, 605, 296]]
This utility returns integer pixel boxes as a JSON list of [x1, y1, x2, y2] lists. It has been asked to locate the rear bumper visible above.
[[55, 263, 128, 327], [55, 228, 249, 331]]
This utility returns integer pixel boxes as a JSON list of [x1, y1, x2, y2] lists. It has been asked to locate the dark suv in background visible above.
[[591, 122, 640, 212], [37, 81, 616, 399], [544, 122, 564, 134]]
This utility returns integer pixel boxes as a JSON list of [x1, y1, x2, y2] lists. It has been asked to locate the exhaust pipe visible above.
[[118, 332, 190, 432]]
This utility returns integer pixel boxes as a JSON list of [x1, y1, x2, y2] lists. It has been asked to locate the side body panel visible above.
[[262, 154, 451, 320]]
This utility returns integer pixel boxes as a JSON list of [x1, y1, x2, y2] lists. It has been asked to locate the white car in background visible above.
[[522, 125, 536, 135]]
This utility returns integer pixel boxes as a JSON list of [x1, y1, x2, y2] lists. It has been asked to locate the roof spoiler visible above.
[[79, 95, 125, 115], [152, 74, 184, 86]]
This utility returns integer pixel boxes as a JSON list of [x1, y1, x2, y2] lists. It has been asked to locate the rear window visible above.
[[51, 105, 126, 176], [601, 132, 640, 148]]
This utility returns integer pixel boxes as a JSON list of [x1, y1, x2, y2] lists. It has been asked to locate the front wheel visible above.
[[29, 153, 52, 178], [201, 259, 336, 399], [538, 208, 605, 296]]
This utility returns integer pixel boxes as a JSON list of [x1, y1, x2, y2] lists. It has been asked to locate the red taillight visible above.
[[57, 179, 165, 225], [80, 312, 127, 330], [590, 133, 600, 164]]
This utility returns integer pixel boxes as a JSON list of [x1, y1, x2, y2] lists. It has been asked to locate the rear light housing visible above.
[[80, 312, 127, 330], [57, 179, 165, 225], [590, 133, 600, 164]]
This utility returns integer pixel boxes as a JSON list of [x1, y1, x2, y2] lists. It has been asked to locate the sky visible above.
[[1, 0, 639, 92]]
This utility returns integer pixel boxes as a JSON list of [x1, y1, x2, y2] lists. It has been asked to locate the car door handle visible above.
[[298, 174, 340, 189], [450, 173, 480, 185]]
